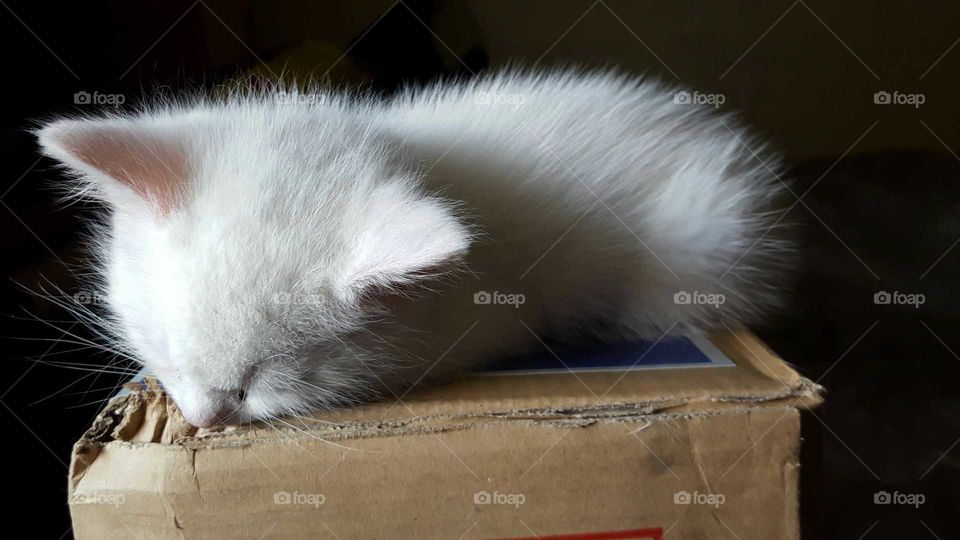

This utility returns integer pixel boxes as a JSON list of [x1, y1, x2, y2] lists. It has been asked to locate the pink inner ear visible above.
[[60, 127, 187, 216]]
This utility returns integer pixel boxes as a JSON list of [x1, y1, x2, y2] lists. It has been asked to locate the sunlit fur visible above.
[[35, 70, 790, 426]]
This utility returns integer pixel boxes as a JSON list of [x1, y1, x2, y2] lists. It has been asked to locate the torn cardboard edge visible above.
[[69, 328, 821, 493], [68, 328, 822, 540], [71, 406, 806, 539]]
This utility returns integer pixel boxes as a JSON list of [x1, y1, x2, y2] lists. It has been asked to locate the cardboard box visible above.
[[68, 329, 821, 539]]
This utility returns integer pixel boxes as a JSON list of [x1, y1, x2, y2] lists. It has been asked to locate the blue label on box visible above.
[[481, 334, 734, 375], [119, 336, 734, 394]]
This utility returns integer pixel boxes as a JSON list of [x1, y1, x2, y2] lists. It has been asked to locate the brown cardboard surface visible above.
[[68, 328, 820, 539]]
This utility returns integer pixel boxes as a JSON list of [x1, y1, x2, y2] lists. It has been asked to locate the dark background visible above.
[[1, 1, 958, 538]]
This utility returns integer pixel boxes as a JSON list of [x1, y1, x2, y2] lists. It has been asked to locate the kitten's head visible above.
[[36, 106, 470, 427]]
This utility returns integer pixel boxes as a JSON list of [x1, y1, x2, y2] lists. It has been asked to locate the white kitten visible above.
[[36, 71, 789, 427]]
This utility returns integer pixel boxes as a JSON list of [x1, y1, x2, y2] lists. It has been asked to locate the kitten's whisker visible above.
[[18, 312, 137, 362], [26, 359, 139, 376], [65, 395, 124, 409], [272, 417, 367, 453], [28, 366, 120, 406]]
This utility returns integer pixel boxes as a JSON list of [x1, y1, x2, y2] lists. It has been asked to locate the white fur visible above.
[[36, 70, 789, 427]]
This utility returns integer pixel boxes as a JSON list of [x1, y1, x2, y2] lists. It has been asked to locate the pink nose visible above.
[[182, 402, 237, 428], [186, 410, 224, 428]]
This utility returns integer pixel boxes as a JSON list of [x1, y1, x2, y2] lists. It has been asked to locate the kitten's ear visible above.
[[338, 182, 472, 297], [36, 118, 190, 216]]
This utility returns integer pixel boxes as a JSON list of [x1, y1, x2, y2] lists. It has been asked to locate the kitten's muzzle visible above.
[[181, 389, 243, 428]]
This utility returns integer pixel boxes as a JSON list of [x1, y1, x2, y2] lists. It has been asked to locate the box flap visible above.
[[70, 328, 819, 456], [67, 328, 818, 539]]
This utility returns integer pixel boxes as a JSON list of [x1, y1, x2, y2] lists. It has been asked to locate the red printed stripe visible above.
[[495, 527, 663, 540]]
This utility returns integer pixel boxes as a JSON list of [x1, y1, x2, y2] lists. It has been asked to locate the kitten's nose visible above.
[[186, 408, 231, 428], [181, 391, 240, 428]]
